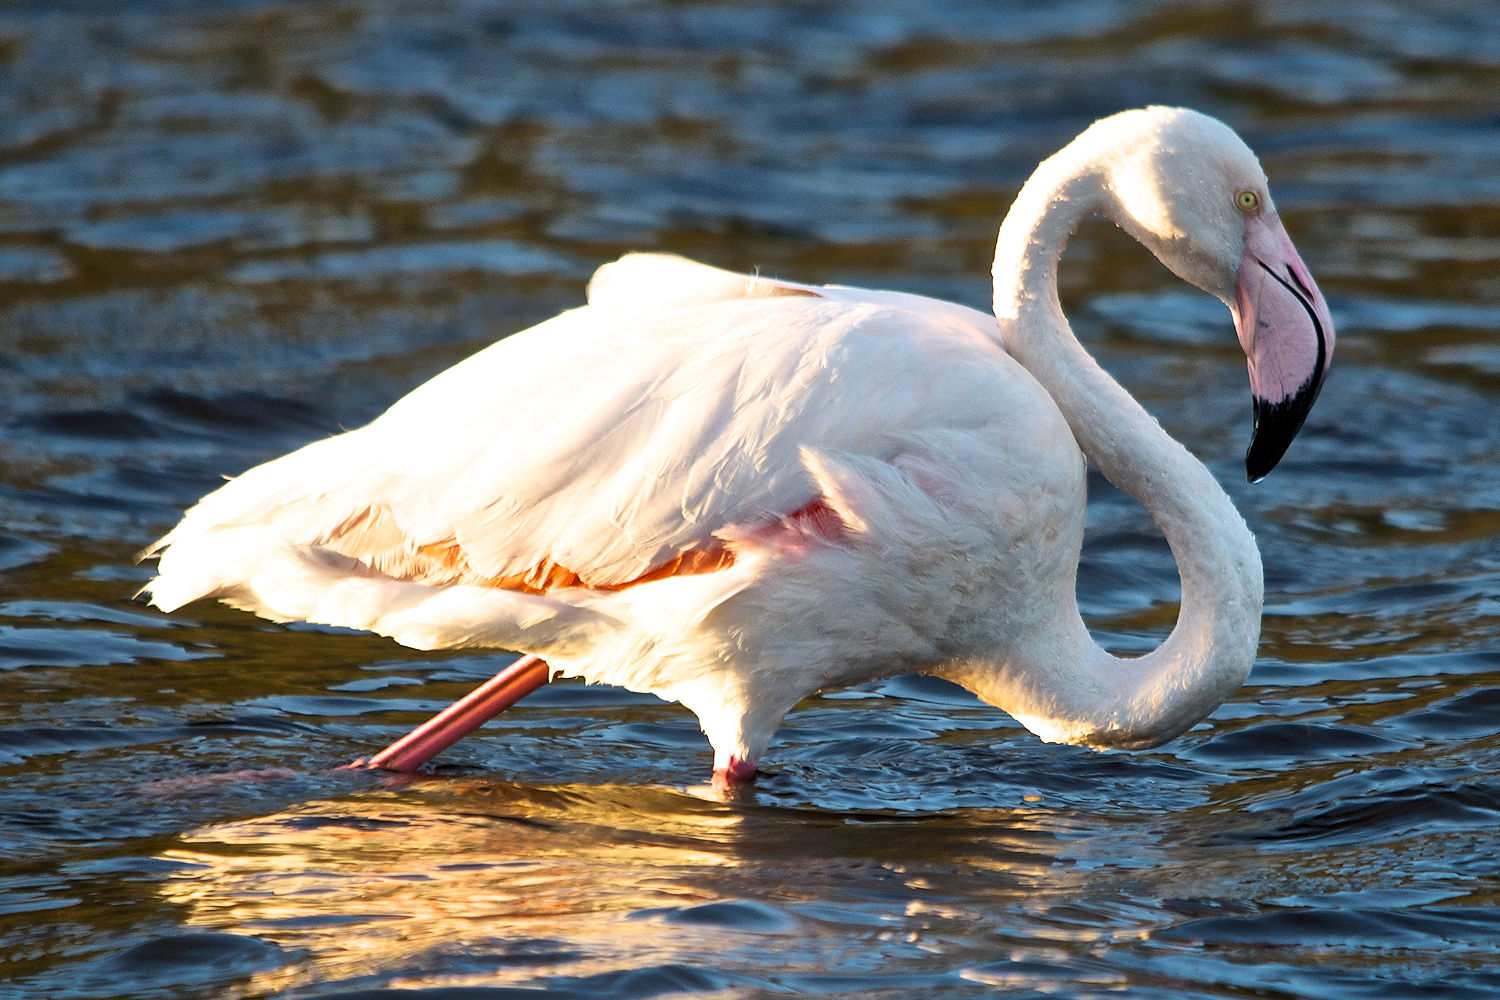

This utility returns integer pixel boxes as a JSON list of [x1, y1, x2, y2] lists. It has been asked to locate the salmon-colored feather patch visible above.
[[407, 536, 735, 594], [484, 545, 737, 594], [324, 497, 849, 595]]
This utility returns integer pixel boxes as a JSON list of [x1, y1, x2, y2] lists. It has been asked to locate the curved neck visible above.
[[969, 142, 1263, 748]]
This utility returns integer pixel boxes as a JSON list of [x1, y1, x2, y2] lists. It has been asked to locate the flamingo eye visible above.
[[1236, 190, 1261, 212]]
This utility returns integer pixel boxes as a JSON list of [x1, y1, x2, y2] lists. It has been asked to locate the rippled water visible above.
[[1, 2, 1498, 997]]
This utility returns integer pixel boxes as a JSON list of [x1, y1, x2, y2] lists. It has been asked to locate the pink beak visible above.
[[1232, 213, 1335, 482]]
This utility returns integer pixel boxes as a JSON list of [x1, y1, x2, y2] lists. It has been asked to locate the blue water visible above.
[[1, 1, 1498, 997]]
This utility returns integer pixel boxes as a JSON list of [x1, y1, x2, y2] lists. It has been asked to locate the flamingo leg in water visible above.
[[350, 654, 551, 772]]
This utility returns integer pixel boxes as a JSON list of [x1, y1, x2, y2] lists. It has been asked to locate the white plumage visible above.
[[143, 107, 1335, 778]]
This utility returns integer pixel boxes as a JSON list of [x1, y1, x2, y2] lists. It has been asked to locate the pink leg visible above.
[[348, 654, 551, 772]]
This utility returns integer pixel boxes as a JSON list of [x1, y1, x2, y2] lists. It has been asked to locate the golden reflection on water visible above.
[[154, 780, 1078, 993], [159, 783, 744, 991]]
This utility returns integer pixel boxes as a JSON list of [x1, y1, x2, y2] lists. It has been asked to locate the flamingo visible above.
[[141, 107, 1334, 785]]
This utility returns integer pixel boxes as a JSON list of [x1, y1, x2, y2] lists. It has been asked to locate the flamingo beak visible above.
[[1231, 213, 1335, 482]]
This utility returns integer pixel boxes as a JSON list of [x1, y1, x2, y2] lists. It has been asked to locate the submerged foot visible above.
[[712, 754, 759, 792]]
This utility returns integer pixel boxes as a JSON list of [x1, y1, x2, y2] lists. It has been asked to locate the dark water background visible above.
[[1, 1, 1498, 997]]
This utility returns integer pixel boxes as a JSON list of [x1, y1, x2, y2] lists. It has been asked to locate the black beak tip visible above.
[[1245, 385, 1319, 485], [1245, 451, 1276, 484]]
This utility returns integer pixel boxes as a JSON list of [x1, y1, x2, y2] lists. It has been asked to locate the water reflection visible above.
[[153, 782, 1081, 994]]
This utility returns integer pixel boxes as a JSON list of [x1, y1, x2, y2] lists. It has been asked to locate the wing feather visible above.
[[143, 255, 1015, 634], [586, 252, 823, 310]]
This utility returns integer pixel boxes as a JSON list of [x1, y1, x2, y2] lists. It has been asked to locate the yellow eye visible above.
[[1236, 190, 1261, 212]]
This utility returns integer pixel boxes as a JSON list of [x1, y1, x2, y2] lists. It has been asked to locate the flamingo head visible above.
[[1098, 107, 1335, 482]]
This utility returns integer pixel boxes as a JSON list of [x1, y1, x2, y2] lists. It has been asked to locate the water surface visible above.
[[1, 1, 1498, 997]]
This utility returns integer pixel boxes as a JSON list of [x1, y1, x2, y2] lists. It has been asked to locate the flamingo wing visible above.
[[142, 254, 1013, 652]]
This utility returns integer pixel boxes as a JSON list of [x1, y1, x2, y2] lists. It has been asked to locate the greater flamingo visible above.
[[142, 107, 1334, 785]]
